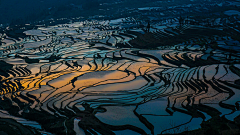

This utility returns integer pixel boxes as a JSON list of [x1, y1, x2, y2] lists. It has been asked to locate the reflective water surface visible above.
[[0, 20, 240, 135]]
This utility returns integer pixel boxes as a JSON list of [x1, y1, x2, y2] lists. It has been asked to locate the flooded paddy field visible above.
[[0, 17, 240, 135]]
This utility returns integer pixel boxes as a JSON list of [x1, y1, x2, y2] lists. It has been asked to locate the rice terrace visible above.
[[0, 0, 240, 135]]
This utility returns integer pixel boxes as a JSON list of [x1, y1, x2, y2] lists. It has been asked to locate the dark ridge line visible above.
[[212, 79, 234, 95], [219, 101, 236, 112], [112, 34, 125, 40], [18, 92, 35, 104], [193, 104, 222, 117], [173, 69, 185, 82], [179, 68, 192, 82], [197, 89, 219, 104], [118, 50, 124, 58], [91, 58, 98, 71], [102, 58, 117, 70], [34, 87, 55, 103], [118, 32, 135, 39], [136, 51, 162, 65], [39, 64, 50, 73], [115, 61, 132, 71], [178, 82, 189, 94], [134, 104, 154, 135], [196, 79, 209, 92], [49, 94, 72, 118], [154, 73, 168, 86], [20, 67, 32, 75], [53, 93, 76, 111], [186, 96, 192, 107], [186, 68, 196, 81], [141, 114, 171, 116], [65, 95, 87, 111], [92, 75, 137, 88], [102, 61, 115, 71], [14, 67, 25, 76], [147, 74, 158, 83], [79, 79, 152, 97], [162, 53, 180, 66], [7, 69, 17, 77], [185, 81, 198, 93], [176, 82, 184, 94], [45, 97, 59, 114], [218, 79, 240, 90], [96, 58, 106, 71], [189, 79, 204, 93], [74, 70, 135, 89], [160, 118, 193, 135], [206, 79, 233, 96], [124, 50, 151, 63], [176, 104, 206, 120], [229, 65, 240, 77], [168, 83, 177, 96], [166, 107, 174, 116]]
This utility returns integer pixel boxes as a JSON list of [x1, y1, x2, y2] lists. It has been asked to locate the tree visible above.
[[179, 16, 184, 27]]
